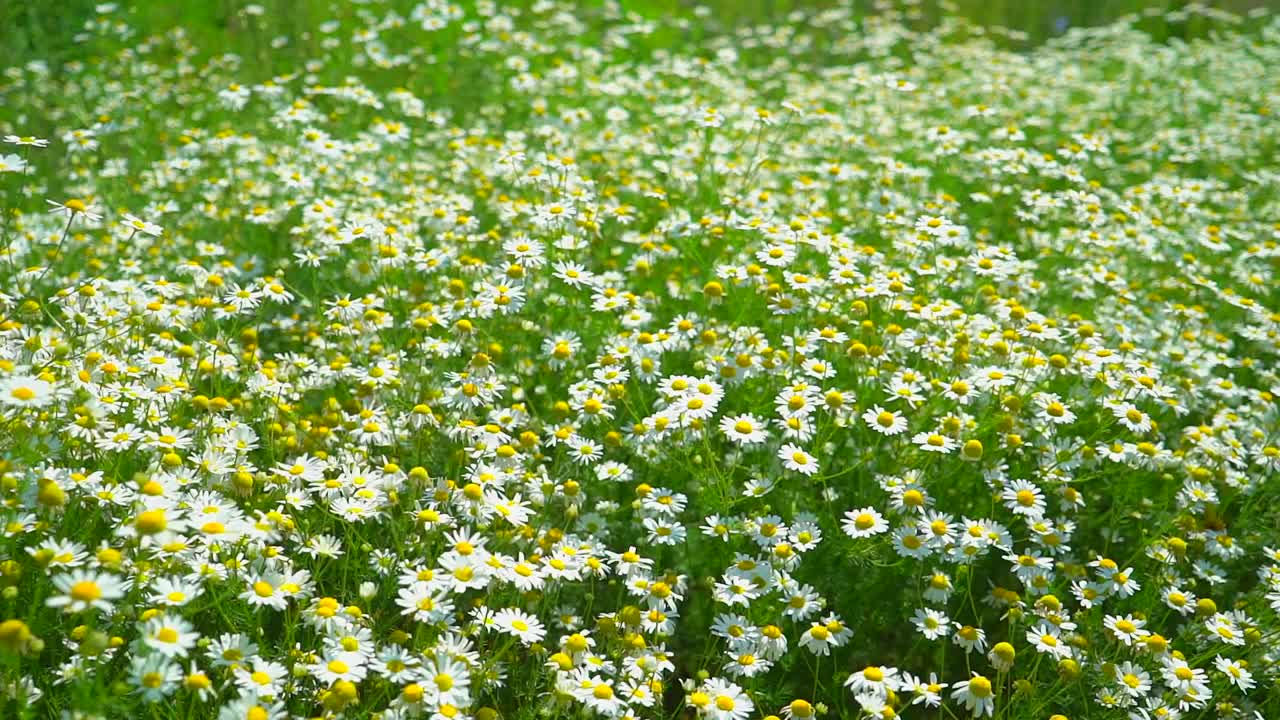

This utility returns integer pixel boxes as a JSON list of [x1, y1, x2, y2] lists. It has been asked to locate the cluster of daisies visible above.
[[0, 1, 1278, 719]]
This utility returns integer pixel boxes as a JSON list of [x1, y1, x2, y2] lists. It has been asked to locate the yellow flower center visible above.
[[969, 676, 992, 698], [70, 580, 102, 602], [135, 509, 168, 534]]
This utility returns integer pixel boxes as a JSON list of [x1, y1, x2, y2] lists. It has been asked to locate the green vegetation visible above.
[[0, 2, 1278, 720]]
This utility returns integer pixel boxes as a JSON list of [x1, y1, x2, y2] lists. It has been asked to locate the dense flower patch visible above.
[[0, 2, 1278, 719]]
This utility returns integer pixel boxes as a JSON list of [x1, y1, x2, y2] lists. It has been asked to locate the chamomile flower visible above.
[[1001, 480, 1046, 518], [797, 615, 851, 656], [141, 615, 201, 657], [46, 570, 127, 613], [46, 197, 103, 222], [493, 608, 546, 645], [1026, 622, 1072, 659], [720, 413, 768, 445], [951, 674, 996, 717], [911, 607, 952, 640], [844, 665, 899, 698], [779, 444, 819, 476], [912, 431, 956, 454], [841, 507, 888, 539], [696, 677, 753, 720], [0, 376, 56, 408], [311, 650, 368, 684], [862, 405, 908, 435], [132, 653, 182, 702], [1213, 655, 1255, 691], [952, 625, 987, 653]]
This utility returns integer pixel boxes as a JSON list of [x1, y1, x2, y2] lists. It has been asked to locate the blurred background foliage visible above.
[[0, 0, 1271, 133], [2, 0, 1272, 74]]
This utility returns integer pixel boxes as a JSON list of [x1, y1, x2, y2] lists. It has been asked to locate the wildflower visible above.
[[1113, 662, 1151, 698], [397, 582, 454, 623], [1104, 614, 1149, 646], [844, 665, 899, 698], [782, 698, 817, 719], [695, 677, 753, 720], [1034, 394, 1076, 425], [902, 672, 947, 707], [1001, 480, 1046, 518], [721, 413, 768, 445], [234, 659, 287, 697], [1161, 657, 1208, 693], [911, 607, 951, 640], [239, 569, 310, 611], [1213, 655, 1255, 691], [121, 213, 163, 237], [988, 642, 1016, 672], [951, 674, 996, 717], [841, 507, 888, 539], [311, 650, 368, 684], [46, 198, 103, 222], [46, 570, 127, 613], [493, 608, 546, 645], [0, 154, 26, 173], [219, 697, 287, 720], [797, 615, 851, 655], [863, 405, 908, 435], [1027, 623, 1072, 659], [576, 675, 624, 716], [132, 653, 182, 702], [4, 134, 49, 147], [779, 444, 819, 476], [912, 432, 956, 454], [0, 376, 56, 408], [953, 624, 987, 653], [141, 615, 201, 657], [1162, 587, 1196, 615]]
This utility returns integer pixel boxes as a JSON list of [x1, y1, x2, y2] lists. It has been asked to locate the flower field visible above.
[[1, 2, 1279, 719]]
